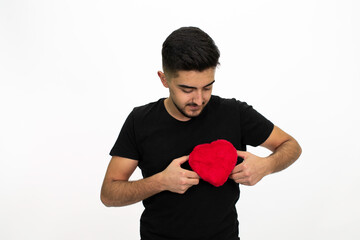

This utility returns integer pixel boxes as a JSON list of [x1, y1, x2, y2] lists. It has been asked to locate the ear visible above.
[[158, 71, 169, 88]]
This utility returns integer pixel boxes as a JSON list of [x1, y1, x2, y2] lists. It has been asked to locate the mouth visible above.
[[187, 104, 201, 111]]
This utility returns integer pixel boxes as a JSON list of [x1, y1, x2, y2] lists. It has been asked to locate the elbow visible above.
[[294, 138, 302, 160], [100, 185, 114, 207], [100, 179, 131, 207], [100, 192, 112, 207], [101, 197, 109, 207], [100, 188, 127, 207]]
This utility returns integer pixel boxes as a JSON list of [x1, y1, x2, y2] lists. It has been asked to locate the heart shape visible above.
[[189, 139, 238, 187]]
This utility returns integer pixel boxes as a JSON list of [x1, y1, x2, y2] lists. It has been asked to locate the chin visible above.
[[185, 110, 203, 118]]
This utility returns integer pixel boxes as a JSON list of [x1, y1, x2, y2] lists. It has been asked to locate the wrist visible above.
[[153, 171, 167, 192], [264, 155, 276, 175]]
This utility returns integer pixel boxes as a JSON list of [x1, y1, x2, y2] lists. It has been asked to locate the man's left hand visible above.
[[229, 151, 269, 186]]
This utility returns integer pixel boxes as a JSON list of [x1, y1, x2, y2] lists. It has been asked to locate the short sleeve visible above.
[[238, 101, 274, 147], [109, 110, 140, 160]]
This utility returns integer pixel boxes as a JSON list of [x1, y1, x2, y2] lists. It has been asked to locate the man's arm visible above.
[[229, 125, 302, 186], [100, 155, 200, 207]]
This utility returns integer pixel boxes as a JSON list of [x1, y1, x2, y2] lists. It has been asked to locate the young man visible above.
[[101, 27, 302, 240]]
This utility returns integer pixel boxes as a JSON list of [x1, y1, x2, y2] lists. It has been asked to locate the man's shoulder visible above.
[[210, 95, 242, 108], [209, 95, 252, 116], [131, 98, 165, 119]]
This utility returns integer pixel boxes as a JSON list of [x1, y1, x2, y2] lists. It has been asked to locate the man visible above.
[[101, 26, 302, 240]]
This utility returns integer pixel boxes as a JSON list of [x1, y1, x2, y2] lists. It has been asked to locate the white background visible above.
[[1, 0, 359, 239]]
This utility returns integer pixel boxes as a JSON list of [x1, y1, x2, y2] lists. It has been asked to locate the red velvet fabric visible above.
[[189, 139, 238, 187]]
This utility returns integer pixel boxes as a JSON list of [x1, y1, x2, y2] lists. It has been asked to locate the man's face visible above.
[[159, 68, 215, 121]]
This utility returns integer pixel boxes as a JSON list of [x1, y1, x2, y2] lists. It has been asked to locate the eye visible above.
[[181, 88, 193, 93]]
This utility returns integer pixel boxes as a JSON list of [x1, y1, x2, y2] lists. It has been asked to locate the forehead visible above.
[[170, 68, 216, 87]]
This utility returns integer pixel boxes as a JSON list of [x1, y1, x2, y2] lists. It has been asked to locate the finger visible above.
[[175, 155, 189, 165], [230, 174, 249, 184], [237, 180, 250, 186], [186, 178, 200, 186], [183, 169, 200, 179], [231, 163, 245, 174], [229, 171, 240, 179], [231, 173, 247, 181], [237, 150, 248, 159], [230, 167, 250, 180]]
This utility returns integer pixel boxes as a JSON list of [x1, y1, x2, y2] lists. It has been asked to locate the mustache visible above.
[[186, 103, 200, 107]]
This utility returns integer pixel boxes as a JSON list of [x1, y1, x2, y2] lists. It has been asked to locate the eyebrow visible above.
[[178, 80, 215, 89]]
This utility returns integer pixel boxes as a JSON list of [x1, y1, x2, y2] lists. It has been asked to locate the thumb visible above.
[[237, 150, 248, 160], [175, 155, 189, 165]]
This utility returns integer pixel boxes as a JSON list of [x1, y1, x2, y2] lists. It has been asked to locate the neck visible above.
[[164, 98, 191, 122]]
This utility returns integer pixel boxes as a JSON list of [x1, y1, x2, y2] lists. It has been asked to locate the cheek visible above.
[[203, 91, 212, 101], [171, 90, 189, 104]]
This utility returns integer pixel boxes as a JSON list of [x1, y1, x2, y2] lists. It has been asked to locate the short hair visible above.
[[162, 26, 220, 78]]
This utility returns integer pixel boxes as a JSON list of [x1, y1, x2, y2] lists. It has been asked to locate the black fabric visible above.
[[110, 95, 274, 240]]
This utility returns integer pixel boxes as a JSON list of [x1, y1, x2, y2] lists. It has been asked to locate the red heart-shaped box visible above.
[[189, 139, 238, 187]]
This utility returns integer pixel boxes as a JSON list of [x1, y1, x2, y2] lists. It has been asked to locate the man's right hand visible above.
[[101, 155, 200, 207], [160, 155, 200, 194]]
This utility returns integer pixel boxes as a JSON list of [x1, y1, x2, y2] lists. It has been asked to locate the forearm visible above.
[[265, 137, 302, 175], [101, 173, 164, 207]]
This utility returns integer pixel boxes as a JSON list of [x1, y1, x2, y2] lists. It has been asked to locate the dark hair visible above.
[[162, 26, 220, 77]]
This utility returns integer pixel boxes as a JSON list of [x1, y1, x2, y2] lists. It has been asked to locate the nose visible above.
[[193, 90, 203, 106]]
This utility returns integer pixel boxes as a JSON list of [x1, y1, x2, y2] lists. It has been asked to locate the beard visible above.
[[171, 98, 204, 119]]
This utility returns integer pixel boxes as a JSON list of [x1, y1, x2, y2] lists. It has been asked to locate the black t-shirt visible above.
[[110, 95, 274, 240]]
